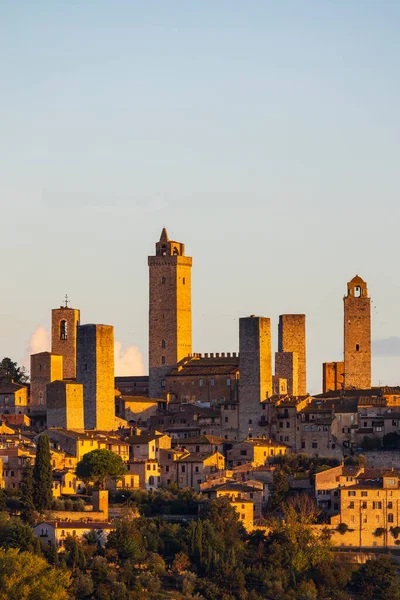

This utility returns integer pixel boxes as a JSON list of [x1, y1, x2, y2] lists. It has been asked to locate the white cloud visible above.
[[21, 326, 50, 373], [114, 341, 145, 376]]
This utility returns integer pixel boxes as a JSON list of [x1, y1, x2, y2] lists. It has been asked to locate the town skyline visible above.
[[0, 226, 398, 395]]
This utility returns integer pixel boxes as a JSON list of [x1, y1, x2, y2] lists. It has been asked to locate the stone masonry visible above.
[[344, 275, 371, 389], [322, 361, 344, 393], [46, 380, 84, 430], [278, 314, 306, 395], [30, 352, 63, 411], [52, 306, 80, 379], [238, 316, 272, 441], [76, 324, 115, 431], [148, 228, 192, 398], [275, 351, 299, 396]]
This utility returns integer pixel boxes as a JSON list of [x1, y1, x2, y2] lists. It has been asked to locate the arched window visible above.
[[356, 344, 360, 351], [161, 340, 166, 349], [173, 247, 179, 256], [162, 356, 166, 365], [39, 392, 43, 406], [60, 320, 68, 340], [161, 277, 166, 284]]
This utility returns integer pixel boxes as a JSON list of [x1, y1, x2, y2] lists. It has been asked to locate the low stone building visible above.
[[0, 382, 29, 416], [228, 438, 287, 467]]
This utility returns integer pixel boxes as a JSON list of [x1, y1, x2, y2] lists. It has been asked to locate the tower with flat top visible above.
[[148, 228, 192, 398], [344, 275, 371, 389]]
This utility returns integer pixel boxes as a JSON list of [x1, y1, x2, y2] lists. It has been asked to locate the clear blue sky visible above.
[[1, 1, 399, 393]]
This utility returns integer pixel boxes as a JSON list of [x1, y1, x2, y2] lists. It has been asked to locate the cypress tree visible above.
[[33, 434, 53, 511], [20, 460, 35, 524]]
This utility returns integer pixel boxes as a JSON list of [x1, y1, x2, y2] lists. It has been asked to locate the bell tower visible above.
[[344, 275, 371, 389], [51, 296, 80, 379], [148, 228, 192, 398]]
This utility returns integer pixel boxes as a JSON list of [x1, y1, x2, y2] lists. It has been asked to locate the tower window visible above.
[[161, 277, 166, 284], [161, 340, 166, 349], [60, 320, 68, 340], [162, 356, 166, 365], [161, 379, 166, 388], [354, 286, 361, 297], [356, 344, 360, 351], [183, 278, 186, 285]]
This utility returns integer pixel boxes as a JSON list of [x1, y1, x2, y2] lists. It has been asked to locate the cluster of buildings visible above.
[[1, 228, 400, 546]]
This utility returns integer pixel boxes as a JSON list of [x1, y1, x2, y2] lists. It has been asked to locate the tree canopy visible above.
[[76, 449, 127, 489], [0, 357, 28, 384], [0, 548, 70, 600]]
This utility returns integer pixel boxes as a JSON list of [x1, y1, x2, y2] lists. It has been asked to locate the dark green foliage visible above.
[[383, 431, 400, 450], [0, 357, 28, 384], [267, 467, 289, 511], [20, 461, 35, 524], [76, 449, 127, 489], [0, 513, 36, 551], [360, 435, 382, 451], [350, 555, 400, 600], [33, 434, 53, 511]]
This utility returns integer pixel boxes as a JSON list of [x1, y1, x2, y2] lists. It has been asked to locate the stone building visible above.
[[51, 303, 80, 379], [275, 351, 298, 396], [76, 324, 115, 431], [344, 275, 371, 389], [30, 352, 63, 411], [0, 382, 29, 416], [46, 381, 84, 430], [165, 353, 239, 406], [278, 314, 306, 395], [238, 316, 272, 441], [322, 361, 344, 393], [148, 228, 192, 398]]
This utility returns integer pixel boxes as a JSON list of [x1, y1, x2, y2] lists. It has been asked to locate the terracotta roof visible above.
[[207, 482, 261, 493], [125, 434, 163, 444], [0, 383, 27, 393], [178, 451, 220, 463], [179, 435, 223, 445], [39, 521, 112, 529], [242, 438, 287, 448]]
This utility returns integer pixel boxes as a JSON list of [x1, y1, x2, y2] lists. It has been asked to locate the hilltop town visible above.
[[1, 229, 400, 599]]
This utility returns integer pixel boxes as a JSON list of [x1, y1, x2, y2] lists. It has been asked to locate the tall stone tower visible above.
[[30, 352, 63, 411], [148, 228, 192, 398], [344, 275, 371, 389], [278, 314, 306, 396], [76, 324, 115, 431], [238, 316, 272, 441], [52, 302, 80, 379]]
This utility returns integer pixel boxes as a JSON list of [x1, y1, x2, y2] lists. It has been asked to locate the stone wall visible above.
[[278, 314, 306, 395], [238, 316, 272, 440], [322, 361, 344, 393], [51, 307, 80, 379], [47, 381, 84, 430], [30, 352, 63, 410], [275, 351, 298, 395]]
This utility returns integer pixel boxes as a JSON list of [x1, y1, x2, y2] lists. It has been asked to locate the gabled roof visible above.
[[178, 451, 221, 463], [0, 382, 27, 393]]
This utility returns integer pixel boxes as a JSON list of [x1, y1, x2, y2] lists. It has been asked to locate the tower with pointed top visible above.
[[148, 229, 192, 398], [344, 275, 371, 389]]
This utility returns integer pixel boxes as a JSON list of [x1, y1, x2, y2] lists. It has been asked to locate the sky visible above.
[[1, 1, 400, 393]]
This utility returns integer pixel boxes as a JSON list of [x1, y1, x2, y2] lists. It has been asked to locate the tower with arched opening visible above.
[[51, 303, 80, 379], [148, 228, 192, 398], [344, 275, 371, 389]]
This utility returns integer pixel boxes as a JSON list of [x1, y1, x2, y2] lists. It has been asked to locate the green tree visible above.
[[0, 513, 36, 551], [33, 434, 53, 511], [0, 357, 28, 384], [351, 555, 400, 600], [268, 467, 289, 512], [0, 548, 70, 600], [106, 518, 146, 563], [76, 449, 127, 489], [20, 460, 35, 524]]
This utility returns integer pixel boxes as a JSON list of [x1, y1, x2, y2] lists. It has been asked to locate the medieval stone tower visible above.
[[344, 275, 371, 389], [148, 228, 192, 398], [51, 303, 80, 379], [238, 316, 272, 441], [278, 314, 306, 396], [76, 324, 115, 430]]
